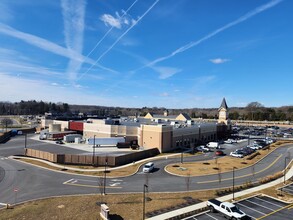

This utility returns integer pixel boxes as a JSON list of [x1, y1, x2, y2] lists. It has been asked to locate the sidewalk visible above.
[[146, 164, 293, 220]]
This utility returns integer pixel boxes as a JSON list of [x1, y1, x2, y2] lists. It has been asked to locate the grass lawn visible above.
[[0, 190, 215, 220], [1, 180, 293, 220]]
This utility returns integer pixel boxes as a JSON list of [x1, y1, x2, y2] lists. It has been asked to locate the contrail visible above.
[[85, 0, 140, 58], [77, 0, 160, 81], [139, 0, 284, 69]]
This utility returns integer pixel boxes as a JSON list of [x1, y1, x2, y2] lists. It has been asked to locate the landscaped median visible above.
[[13, 150, 199, 178], [165, 140, 293, 176]]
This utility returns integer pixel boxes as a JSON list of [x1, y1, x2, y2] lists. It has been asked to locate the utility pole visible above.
[[284, 157, 289, 184], [24, 133, 27, 155], [92, 135, 96, 166], [232, 167, 235, 201], [103, 156, 108, 195], [143, 184, 148, 220]]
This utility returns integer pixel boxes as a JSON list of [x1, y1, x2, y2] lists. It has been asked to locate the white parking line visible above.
[[237, 203, 266, 216], [205, 213, 218, 220], [75, 179, 97, 183], [246, 199, 275, 211], [63, 178, 74, 184], [254, 197, 283, 208]]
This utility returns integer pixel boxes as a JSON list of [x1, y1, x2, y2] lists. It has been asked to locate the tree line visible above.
[[0, 100, 292, 121]]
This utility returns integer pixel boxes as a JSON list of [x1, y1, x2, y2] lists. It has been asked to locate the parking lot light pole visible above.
[[247, 129, 250, 145], [284, 157, 289, 184], [103, 156, 108, 195], [92, 135, 96, 166], [232, 167, 235, 201], [143, 184, 148, 220]]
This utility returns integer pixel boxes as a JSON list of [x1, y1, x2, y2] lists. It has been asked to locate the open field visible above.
[[166, 141, 293, 176]]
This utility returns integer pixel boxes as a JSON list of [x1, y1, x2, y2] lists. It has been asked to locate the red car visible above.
[[215, 150, 224, 156]]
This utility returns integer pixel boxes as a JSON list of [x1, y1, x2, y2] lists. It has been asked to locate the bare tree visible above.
[[0, 118, 13, 132]]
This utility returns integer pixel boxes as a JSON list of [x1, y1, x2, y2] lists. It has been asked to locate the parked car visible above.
[[248, 144, 260, 150], [242, 147, 254, 155], [197, 145, 210, 152], [230, 151, 244, 158], [55, 140, 64, 144], [143, 162, 154, 173], [215, 150, 224, 156]]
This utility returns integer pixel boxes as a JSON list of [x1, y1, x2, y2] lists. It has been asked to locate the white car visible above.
[[230, 151, 244, 158], [248, 144, 261, 150], [143, 162, 154, 173], [197, 145, 210, 152], [224, 139, 237, 144]]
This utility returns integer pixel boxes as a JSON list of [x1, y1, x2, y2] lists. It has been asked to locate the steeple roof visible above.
[[219, 98, 228, 110]]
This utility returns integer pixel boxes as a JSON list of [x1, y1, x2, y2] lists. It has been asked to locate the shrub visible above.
[[246, 151, 260, 160]]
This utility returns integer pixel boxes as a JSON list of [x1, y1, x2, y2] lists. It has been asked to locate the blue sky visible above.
[[0, 0, 292, 108]]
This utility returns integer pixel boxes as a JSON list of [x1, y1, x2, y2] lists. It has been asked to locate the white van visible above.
[[206, 142, 220, 149], [143, 162, 154, 173]]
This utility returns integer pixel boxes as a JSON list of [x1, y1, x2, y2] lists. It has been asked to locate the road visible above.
[[0, 135, 292, 206]]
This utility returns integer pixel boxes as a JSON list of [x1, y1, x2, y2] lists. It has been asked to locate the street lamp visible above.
[[24, 133, 27, 156], [103, 156, 108, 195], [284, 157, 290, 184], [232, 167, 236, 201], [92, 135, 96, 166], [198, 125, 201, 145], [143, 184, 148, 220], [247, 129, 250, 145]]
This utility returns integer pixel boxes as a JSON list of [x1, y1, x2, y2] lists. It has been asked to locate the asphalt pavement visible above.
[[0, 135, 292, 207]]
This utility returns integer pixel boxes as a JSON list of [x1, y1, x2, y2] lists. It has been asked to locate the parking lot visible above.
[[279, 183, 293, 195], [183, 195, 293, 220]]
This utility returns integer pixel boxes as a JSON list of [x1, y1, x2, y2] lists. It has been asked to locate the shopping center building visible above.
[[41, 98, 230, 152]]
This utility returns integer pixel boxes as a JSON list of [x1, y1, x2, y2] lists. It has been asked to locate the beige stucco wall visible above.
[[83, 123, 112, 139], [88, 119, 106, 125], [139, 125, 173, 152], [53, 120, 68, 131], [41, 119, 53, 128]]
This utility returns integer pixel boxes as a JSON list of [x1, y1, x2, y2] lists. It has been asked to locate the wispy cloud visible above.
[[197, 75, 216, 84], [0, 22, 89, 64], [0, 72, 111, 105], [160, 92, 170, 97], [85, 0, 139, 59], [100, 11, 137, 29], [0, 22, 117, 75], [61, 0, 86, 82], [151, 66, 182, 79], [0, 60, 62, 76], [78, 0, 160, 81], [209, 58, 230, 64], [140, 0, 283, 68]]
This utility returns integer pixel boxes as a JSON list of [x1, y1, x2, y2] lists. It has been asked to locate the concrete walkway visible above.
[[146, 162, 293, 220]]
